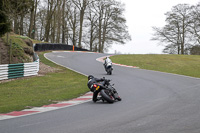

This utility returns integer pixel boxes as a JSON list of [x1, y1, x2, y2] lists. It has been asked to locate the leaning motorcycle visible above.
[[92, 78, 121, 103]]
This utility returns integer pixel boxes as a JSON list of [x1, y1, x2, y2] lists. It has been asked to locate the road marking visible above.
[[57, 55, 65, 58]]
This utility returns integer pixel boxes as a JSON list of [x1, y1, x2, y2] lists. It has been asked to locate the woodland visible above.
[[1, 0, 131, 53]]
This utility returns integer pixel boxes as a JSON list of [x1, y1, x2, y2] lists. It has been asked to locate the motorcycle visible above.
[[104, 63, 113, 75], [93, 78, 121, 103]]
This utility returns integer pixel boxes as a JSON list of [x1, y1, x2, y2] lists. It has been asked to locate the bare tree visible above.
[[189, 3, 200, 44], [72, 0, 90, 48], [91, 0, 131, 53], [36, 8, 46, 41], [67, 1, 79, 46], [61, 0, 66, 43], [55, 0, 62, 43], [44, 0, 57, 42], [3, 0, 132, 53], [28, 0, 38, 39], [152, 4, 192, 54], [86, 1, 98, 51]]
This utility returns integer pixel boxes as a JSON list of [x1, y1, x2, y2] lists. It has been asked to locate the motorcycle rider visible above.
[[87, 75, 121, 102], [87, 75, 105, 102], [104, 57, 113, 70]]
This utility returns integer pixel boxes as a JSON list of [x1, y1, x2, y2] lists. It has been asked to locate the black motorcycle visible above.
[[93, 78, 121, 103]]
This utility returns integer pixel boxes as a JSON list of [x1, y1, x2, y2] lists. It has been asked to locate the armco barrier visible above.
[[0, 54, 39, 81]]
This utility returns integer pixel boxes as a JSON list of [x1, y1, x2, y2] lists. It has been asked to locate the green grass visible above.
[[110, 54, 200, 78], [0, 53, 88, 113], [39, 52, 59, 68], [2, 34, 33, 63], [2, 34, 28, 47]]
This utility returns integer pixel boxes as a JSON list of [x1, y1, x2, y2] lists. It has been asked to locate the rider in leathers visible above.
[[87, 75, 105, 102], [87, 75, 121, 103], [104, 57, 112, 70]]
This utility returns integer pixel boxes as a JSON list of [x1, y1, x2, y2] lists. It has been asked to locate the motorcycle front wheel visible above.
[[100, 89, 115, 103]]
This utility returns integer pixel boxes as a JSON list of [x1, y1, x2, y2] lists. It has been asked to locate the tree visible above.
[[44, 0, 57, 42], [189, 3, 200, 45], [67, 1, 79, 46], [152, 4, 192, 54], [3, 0, 32, 35], [1, 0, 131, 53], [0, 0, 10, 37], [61, 0, 66, 43], [36, 8, 46, 41], [89, 0, 131, 53], [86, 1, 99, 51], [28, 0, 38, 39], [72, 0, 90, 48]]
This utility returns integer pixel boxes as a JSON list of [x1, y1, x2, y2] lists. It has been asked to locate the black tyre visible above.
[[116, 97, 122, 101], [113, 92, 121, 101], [100, 89, 115, 103], [107, 68, 112, 75]]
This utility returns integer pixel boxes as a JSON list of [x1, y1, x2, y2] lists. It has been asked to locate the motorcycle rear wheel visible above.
[[100, 89, 115, 103], [107, 70, 112, 75], [109, 70, 112, 75]]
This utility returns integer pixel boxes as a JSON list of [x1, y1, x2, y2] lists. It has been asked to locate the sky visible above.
[[108, 0, 200, 54]]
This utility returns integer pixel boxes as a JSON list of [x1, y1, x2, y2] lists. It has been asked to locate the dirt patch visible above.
[[38, 62, 60, 75]]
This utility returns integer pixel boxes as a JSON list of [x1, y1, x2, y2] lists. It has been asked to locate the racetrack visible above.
[[1, 51, 200, 133]]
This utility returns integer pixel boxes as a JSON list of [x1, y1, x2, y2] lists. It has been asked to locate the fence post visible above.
[[0, 47, 1, 64], [7, 32, 9, 46], [9, 39, 12, 64]]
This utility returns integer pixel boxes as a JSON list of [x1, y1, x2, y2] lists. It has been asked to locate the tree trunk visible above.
[[90, 25, 93, 51], [20, 15, 24, 35], [56, 0, 61, 43], [181, 20, 185, 55], [98, 10, 102, 53], [62, 0, 65, 44], [29, 0, 34, 38], [14, 16, 19, 34], [51, 13, 56, 43], [45, 0, 53, 42], [32, 0, 38, 39], [78, 9, 84, 48], [72, 7, 77, 46]]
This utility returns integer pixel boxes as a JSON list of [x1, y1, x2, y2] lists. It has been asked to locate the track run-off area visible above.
[[1, 51, 200, 133]]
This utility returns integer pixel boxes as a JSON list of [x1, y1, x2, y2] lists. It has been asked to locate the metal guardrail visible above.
[[0, 54, 39, 81]]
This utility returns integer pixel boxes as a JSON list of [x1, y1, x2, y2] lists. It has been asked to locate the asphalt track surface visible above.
[[1, 51, 200, 133]]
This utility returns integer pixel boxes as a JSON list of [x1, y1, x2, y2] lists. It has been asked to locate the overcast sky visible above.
[[108, 0, 200, 54]]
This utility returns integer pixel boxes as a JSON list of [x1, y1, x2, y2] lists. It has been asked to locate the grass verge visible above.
[[0, 52, 88, 113], [110, 54, 200, 78]]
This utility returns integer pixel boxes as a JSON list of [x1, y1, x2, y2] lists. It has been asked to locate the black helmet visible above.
[[88, 75, 94, 80]]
